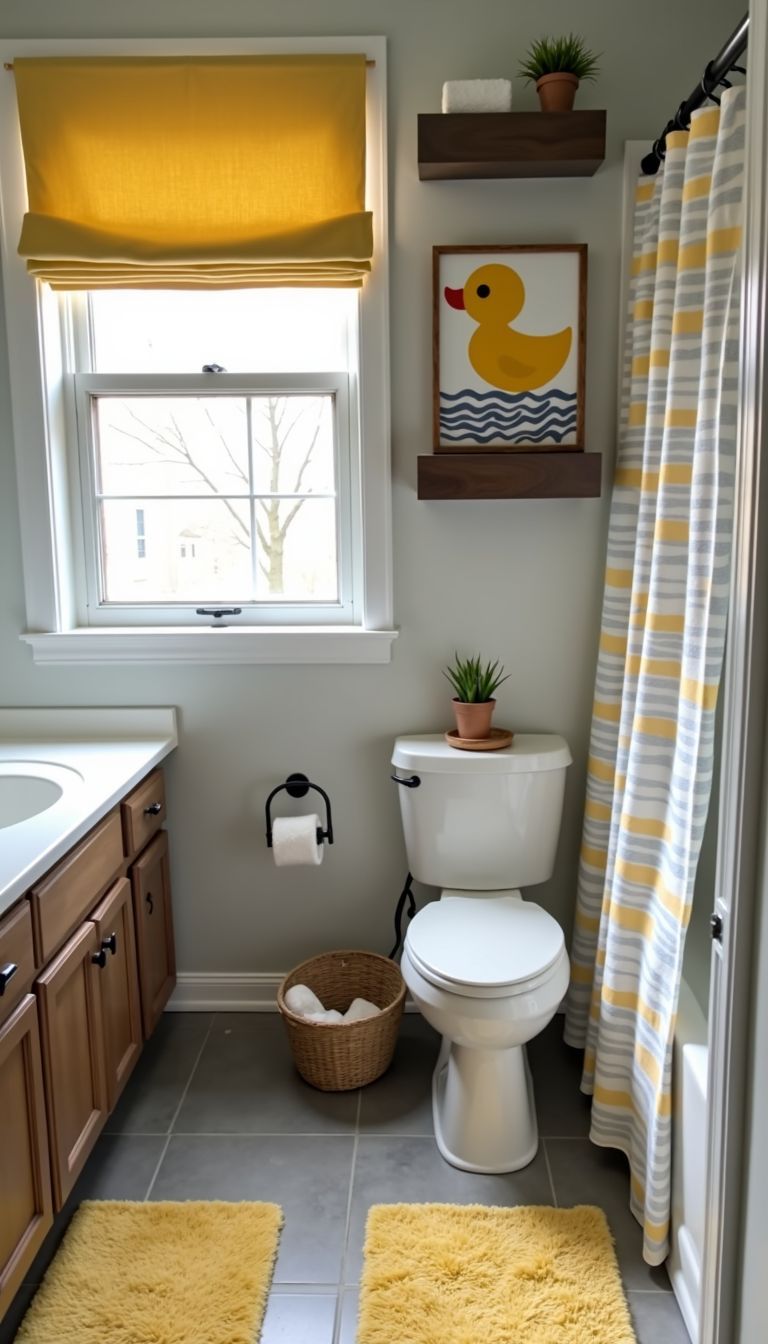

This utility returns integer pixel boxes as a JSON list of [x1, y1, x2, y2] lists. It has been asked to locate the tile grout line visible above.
[[332, 1089, 362, 1344], [627, 1288, 675, 1294], [542, 1139, 558, 1208], [143, 1013, 216, 1201]]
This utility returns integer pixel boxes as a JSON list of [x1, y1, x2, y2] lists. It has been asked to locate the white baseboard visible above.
[[168, 972, 283, 1012], [168, 971, 417, 1013]]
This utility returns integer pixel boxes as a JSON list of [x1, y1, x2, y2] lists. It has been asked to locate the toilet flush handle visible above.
[[390, 774, 421, 788]]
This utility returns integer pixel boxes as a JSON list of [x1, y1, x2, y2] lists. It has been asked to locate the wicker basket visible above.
[[277, 950, 406, 1091]]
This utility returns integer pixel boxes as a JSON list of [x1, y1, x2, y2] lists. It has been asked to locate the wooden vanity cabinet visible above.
[[0, 763, 176, 1316], [131, 831, 176, 1037], [90, 877, 142, 1110], [36, 921, 108, 1208], [0, 995, 52, 1318]]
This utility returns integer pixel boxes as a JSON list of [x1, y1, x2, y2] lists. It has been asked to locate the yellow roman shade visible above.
[[13, 54, 373, 289]]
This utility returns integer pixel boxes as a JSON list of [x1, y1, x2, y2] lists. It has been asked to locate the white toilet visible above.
[[391, 733, 572, 1174]]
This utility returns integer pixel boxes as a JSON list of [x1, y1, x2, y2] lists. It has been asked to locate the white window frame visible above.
[[0, 35, 395, 665], [74, 372, 358, 626]]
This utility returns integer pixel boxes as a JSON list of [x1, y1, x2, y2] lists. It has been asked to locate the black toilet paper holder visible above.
[[265, 773, 334, 849]]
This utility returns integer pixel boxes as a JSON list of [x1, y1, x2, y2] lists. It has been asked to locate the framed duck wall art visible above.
[[433, 244, 587, 452]]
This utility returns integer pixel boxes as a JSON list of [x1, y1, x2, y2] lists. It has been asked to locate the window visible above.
[[0, 37, 394, 664], [72, 288, 357, 624]]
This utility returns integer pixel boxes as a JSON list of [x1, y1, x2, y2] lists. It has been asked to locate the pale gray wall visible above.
[[0, 0, 743, 976]]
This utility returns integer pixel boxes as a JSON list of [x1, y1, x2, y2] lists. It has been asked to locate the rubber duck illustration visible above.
[[444, 263, 572, 393]]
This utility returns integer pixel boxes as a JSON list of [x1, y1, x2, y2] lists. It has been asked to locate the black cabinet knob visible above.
[[91, 947, 107, 969], [144, 802, 163, 816], [102, 932, 118, 956], [0, 962, 18, 995], [146, 891, 154, 915]]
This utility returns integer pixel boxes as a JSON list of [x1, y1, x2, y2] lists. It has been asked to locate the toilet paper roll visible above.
[[272, 813, 324, 867]]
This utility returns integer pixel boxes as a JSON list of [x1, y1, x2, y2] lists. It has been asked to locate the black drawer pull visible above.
[[390, 774, 421, 789], [102, 932, 118, 956], [144, 802, 163, 816], [146, 891, 154, 915], [91, 948, 107, 969], [0, 962, 18, 995]]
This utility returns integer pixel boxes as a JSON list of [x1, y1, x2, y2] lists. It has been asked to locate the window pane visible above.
[[100, 498, 251, 602], [250, 396, 336, 495], [255, 498, 337, 601], [89, 289, 355, 373], [95, 397, 249, 497]]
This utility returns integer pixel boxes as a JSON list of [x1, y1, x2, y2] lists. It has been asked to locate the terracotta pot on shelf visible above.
[[535, 72, 579, 112], [452, 698, 496, 740]]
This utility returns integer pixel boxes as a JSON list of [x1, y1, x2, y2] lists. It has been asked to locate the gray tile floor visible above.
[[3, 1011, 690, 1344]]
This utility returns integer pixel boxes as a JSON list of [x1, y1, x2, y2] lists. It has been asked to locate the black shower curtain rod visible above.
[[641, 12, 749, 175]]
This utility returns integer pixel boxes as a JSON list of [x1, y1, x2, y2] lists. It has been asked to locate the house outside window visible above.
[[135, 507, 146, 560]]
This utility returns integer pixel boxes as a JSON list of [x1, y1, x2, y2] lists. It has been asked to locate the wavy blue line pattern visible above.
[[440, 387, 578, 445]]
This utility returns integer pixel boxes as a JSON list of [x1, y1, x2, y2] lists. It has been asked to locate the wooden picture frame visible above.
[[433, 244, 587, 453]]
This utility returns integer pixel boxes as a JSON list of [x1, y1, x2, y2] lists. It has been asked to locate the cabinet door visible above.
[[36, 922, 107, 1210], [0, 995, 53, 1317], [131, 831, 176, 1037], [90, 877, 142, 1111]]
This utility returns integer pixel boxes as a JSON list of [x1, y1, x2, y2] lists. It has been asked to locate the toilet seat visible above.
[[404, 895, 565, 1001]]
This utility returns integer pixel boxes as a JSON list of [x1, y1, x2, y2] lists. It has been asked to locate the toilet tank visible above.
[[391, 734, 571, 891]]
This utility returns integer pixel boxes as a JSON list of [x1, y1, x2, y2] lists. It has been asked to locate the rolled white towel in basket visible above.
[[284, 983, 382, 1024], [284, 983, 325, 1017], [442, 79, 513, 114], [344, 997, 381, 1022]]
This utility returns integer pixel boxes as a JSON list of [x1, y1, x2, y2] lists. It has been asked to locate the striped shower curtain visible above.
[[564, 86, 745, 1266]]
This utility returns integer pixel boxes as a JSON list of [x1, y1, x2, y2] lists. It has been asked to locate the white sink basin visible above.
[[0, 761, 84, 830]]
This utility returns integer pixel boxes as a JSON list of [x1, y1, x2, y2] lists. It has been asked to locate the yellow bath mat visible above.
[[359, 1203, 636, 1344], [15, 1200, 283, 1344]]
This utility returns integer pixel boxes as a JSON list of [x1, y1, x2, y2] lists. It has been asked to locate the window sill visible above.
[[20, 625, 398, 666]]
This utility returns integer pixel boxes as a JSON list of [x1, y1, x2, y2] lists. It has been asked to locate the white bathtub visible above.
[[668, 977, 709, 1343]]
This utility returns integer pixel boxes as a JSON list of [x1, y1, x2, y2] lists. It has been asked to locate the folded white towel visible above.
[[344, 997, 381, 1022], [304, 1008, 345, 1024], [442, 79, 513, 114], [284, 983, 325, 1017]]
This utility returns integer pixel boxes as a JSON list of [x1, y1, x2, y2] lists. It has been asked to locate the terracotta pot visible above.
[[535, 72, 579, 112], [452, 698, 496, 740]]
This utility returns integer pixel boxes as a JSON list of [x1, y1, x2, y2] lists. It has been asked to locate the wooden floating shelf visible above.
[[417, 110, 606, 180], [417, 452, 602, 500]]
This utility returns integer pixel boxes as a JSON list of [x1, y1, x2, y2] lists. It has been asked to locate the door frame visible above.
[[701, 3, 768, 1340]]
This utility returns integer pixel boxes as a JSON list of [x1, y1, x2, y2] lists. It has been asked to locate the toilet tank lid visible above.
[[391, 733, 571, 774]]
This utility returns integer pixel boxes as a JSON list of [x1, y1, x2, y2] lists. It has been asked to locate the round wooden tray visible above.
[[445, 728, 515, 752]]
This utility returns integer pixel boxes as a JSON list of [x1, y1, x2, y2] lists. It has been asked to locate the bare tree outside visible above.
[[109, 395, 326, 594]]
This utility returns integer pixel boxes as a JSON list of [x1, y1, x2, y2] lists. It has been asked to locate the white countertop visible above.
[[0, 708, 178, 917]]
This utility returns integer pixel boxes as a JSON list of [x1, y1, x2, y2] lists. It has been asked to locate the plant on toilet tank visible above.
[[444, 653, 509, 740]]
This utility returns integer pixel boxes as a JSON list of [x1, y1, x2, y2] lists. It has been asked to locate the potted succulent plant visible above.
[[518, 33, 600, 113], [444, 653, 509, 740]]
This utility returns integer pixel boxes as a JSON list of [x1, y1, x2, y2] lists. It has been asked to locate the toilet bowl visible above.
[[391, 733, 572, 1173]]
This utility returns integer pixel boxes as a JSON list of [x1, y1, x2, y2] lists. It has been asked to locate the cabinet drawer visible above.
[[121, 769, 166, 859], [31, 811, 124, 965], [0, 901, 36, 1025]]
